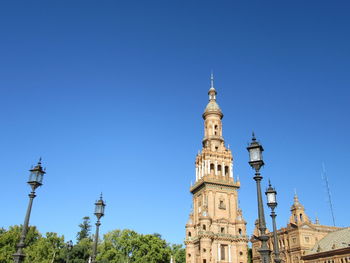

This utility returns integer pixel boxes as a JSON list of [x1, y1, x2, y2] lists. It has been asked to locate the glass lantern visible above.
[[247, 133, 264, 169], [266, 182, 277, 208], [94, 195, 106, 219], [28, 160, 45, 189]]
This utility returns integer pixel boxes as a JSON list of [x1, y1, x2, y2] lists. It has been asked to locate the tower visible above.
[[289, 193, 310, 225], [185, 75, 249, 263]]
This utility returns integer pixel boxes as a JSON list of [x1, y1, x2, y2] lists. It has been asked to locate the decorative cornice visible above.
[[190, 177, 240, 194]]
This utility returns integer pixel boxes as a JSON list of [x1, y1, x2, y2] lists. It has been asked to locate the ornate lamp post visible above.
[[91, 194, 106, 263], [66, 240, 73, 263], [266, 181, 281, 263], [13, 159, 46, 263], [247, 134, 271, 263]]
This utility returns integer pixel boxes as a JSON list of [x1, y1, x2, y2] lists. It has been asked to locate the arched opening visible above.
[[225, 166, 229, 176], [300, 213, 303, 222], [218, 165, 222, 176], [210, 163, 215, 176], [214, 125, 218, 135], [188, 232, 191, 237], [238, 228, 242, 236], [203, 224, 206, 230], [294, 214, 298, 223]]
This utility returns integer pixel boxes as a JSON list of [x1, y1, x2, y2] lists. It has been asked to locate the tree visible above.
[[76, 216, 91, 242], [97, 229, 172, 263], [68, 238, 92, 263], [0, 225, 40, 263], [170, 244, 186, 263], [248, 247, 253, 263], [25, 232, 65, 263]]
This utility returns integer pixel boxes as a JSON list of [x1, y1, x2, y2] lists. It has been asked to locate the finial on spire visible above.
[[315, 214, 320, 224], [252, 132, 256, 141], [293, 189, 299, 203], [210, 71, 214, 89], [268, 179, 272, 187], [38, 157, 42, 165], [100, 192, 103, 200]]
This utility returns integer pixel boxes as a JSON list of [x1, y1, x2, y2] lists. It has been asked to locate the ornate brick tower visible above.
[[185, 75, 249, 263]]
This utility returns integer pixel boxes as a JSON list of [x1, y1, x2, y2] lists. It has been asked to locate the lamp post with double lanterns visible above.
[[66, 240, 73, 263], [266, 181, 281, 263], [247, 133, 271, 263], [91, 194, 106, 263], [13, 159, 46, 263]]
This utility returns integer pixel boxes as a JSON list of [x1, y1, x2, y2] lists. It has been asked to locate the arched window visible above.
[[239, 228, 242, 236], [225, 166, 229, 176], [188, 232, 191, 237], [203, 224, 206, 230], [300, 213, 303, 222], [210, 163, 215, 176], [218, 165, 222, 175], [294, 214, 298, 223]]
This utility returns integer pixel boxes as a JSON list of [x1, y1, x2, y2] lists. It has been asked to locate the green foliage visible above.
[[170, 244, 186, 263], [76, 216, 91, 242], [25, 232, 65, 263], [248, 247, 253, 263], [0, 225, 185, 263], [0, 225, 40, 263], [69, 238, 92, 263]]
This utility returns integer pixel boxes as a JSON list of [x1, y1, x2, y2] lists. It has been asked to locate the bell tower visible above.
[[185, 75, 249, 263]]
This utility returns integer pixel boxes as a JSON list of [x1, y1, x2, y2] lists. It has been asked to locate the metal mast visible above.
[[321, 162, 336, 226]]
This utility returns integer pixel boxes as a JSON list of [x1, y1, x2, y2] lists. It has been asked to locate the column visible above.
[[195, 165, 198, 181], [229, 163, 233, 178], [222, 162, 225, 176], [207, 160, 211, 174], [229, 244, 232, 263], [218, 243, 221, 262], [198, 164, 202, 179], [215, 161, 218, 176], [202, 161, 205, 178]]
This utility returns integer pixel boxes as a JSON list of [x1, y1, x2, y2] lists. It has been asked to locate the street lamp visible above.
[[266, 181, 281, 263], [66, 240, 73, 263], [91, 194, 106, 263], [247, 133, 271, 263], [13, 159, 46, 263]]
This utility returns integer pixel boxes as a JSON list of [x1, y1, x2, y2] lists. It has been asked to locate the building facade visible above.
[[302, 227, 350, 263], [185, 76, 249, 263], [251, 194, 341, 263]]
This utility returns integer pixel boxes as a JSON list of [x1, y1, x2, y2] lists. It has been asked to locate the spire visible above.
[[208, 72, 217, 101], [210, 71, 214, 90], [252, 132, 256, 142], [294, 189, 299, 204], [315, 215, 320, 224]]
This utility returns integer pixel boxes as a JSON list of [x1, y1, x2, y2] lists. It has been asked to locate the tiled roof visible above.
[[308, 227, 350, 254]]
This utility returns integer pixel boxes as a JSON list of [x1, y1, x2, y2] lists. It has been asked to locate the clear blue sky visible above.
[[1, 1, 349, 245]]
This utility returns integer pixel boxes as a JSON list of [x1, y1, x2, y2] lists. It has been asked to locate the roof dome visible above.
[[291, 194, 304, 210], [204, 100, 222, 113]]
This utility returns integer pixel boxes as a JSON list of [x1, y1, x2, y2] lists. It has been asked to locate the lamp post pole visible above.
[[247, 134, 271, 263], [13, 159, 46, 263], [91, 194, 106, 263], [266, 182, 281, 263]]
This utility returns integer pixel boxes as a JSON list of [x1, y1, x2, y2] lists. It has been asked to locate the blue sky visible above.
[[1, 1, 350, 245]]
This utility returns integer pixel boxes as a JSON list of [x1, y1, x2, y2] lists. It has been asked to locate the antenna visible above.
[[321, 162, 336, 226]]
